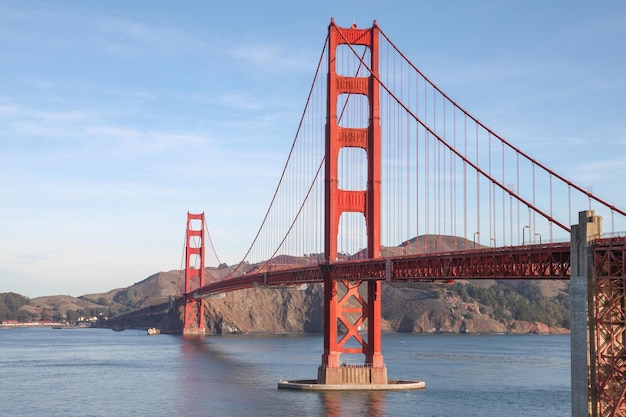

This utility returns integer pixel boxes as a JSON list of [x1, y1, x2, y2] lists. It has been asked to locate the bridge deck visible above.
[[191, 242, 571, 299]]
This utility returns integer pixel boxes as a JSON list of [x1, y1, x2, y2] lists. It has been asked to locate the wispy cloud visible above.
[[218, 91, 266, 110], [228, 41, 316, 73], [96, 17, 212, 59], [571, 154, 626, 185]]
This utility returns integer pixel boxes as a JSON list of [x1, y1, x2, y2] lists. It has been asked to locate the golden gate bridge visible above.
[[174, 19, 625, 416]]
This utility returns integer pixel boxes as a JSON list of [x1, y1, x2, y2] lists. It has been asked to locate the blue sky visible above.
[[1, 0, 625, 297]]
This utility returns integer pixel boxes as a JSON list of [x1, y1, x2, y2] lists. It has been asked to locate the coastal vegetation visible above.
[[447, 281, 569, 328], [0, 292, 35, 322]]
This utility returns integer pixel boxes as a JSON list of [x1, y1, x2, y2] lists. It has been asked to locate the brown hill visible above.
[[81, 270, 181, 307], [20, 295, 103, 321]]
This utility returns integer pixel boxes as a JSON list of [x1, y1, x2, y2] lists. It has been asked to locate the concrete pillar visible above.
[[570, 210, 602, 417]]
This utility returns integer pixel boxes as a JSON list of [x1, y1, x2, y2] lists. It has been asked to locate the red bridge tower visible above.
[[318, 19, 386, 385], [183, 212, 206, 335]]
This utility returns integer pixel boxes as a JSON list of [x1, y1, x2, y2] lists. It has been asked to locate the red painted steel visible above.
[[322, 19, 383, 370], [593, 237, 626, 416], [183, 212, 206, 333], [191, 243, 571, 298]]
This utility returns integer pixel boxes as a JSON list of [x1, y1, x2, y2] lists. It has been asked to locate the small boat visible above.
[[147, 328, 161, 336]]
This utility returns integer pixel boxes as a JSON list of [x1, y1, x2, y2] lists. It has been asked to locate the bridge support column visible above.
[[318, 276, 387, 385], [318, 18, 388, 387], [182, 212, 206, 336], [570, 210, 602, 417], [280, 19, 425, 391], [183, 297, 205, 336]]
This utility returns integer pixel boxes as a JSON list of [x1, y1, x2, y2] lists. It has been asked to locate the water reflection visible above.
[[173, 333, 566, 416], [177, 335, 251, 413], [178, 335, 389, 416], [320, 391, 387, 417]]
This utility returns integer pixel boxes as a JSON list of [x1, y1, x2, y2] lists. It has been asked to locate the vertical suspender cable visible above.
[[425, 82, 429, 237], [415, 71, 420, 253], [532, 163, 536, 241], [406, 58, 411, 252], [567, 185, 572, 229], [385, 42, 391, 248], [463, 115, 467, 241], [443, 99, 447, 238], [489, 133, 492, 245], [509, 187, 513, 246], [431, 89, 435, 240], [502, 141, 505, 246], [475, 123, 480, 242], [549, 174, 553, 242], [397, 53, 401, 245], [516, 153, 520, 243], [453, 107, 457, 239]]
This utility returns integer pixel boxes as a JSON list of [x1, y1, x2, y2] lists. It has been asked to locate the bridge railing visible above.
[[189, 242, 572, 299]]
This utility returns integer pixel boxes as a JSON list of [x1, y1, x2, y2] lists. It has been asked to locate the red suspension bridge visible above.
[[177, 19, 626, 416]]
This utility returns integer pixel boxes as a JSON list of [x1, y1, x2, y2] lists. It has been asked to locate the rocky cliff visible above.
[[157, 280, 568, 335]]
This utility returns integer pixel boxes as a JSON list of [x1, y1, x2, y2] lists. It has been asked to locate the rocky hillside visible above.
[[4, 271, 183, 324], [149, 278, 568, 335]]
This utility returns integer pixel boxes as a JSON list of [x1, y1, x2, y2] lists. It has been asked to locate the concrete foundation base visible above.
[[182, 328, 206, 336], [317, 366, 388, 385], [278, 365, 425, 391], [277, 379, 426, 391]]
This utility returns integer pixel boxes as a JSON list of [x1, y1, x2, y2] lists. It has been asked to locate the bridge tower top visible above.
[[324, 19, 381, 263]]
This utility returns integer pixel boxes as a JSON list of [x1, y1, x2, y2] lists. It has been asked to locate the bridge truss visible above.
[[594, 237, 626, 416]]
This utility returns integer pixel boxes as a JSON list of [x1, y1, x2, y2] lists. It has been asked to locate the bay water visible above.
[[0, 328, 570, 416]]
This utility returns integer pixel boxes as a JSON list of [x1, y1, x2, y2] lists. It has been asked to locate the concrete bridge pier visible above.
[[317, 365, 388, 385], [570, 210, 602, 417]]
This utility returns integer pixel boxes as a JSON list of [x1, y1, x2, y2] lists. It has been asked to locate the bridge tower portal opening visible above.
[[319, 19, 386, 385]]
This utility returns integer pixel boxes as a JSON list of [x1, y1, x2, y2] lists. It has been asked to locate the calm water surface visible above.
[[0, 328, 570, 416]]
